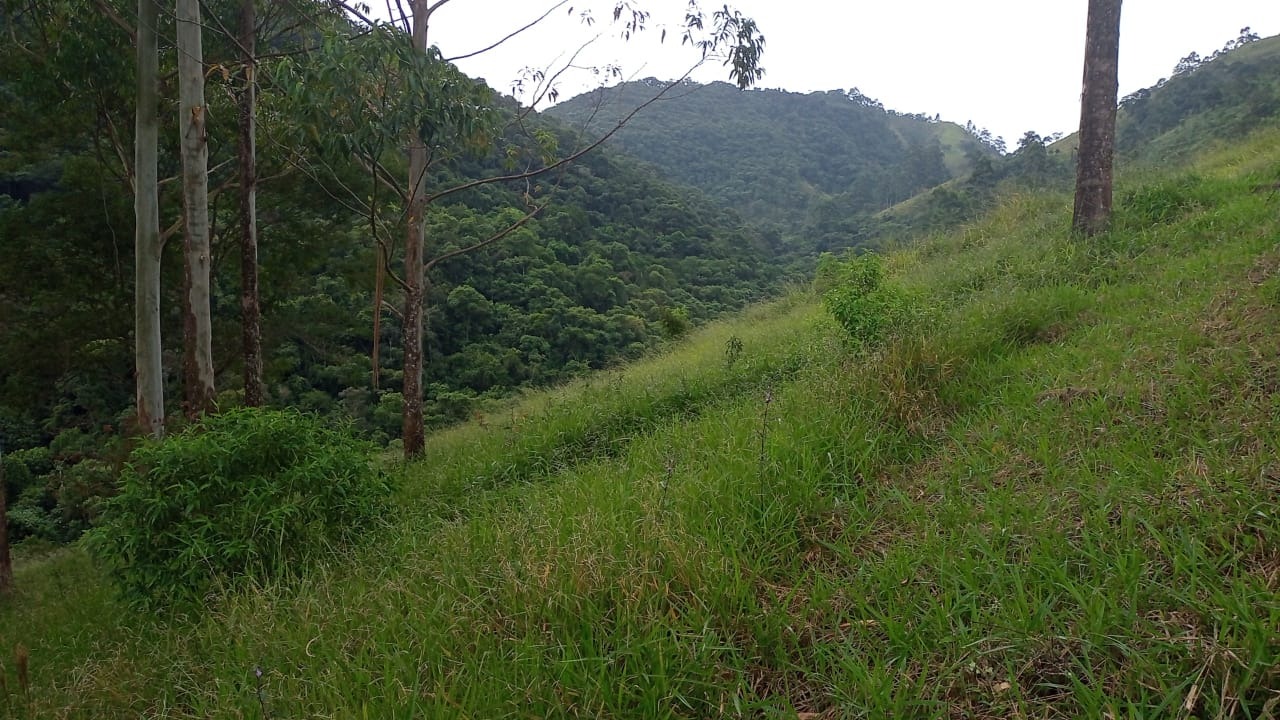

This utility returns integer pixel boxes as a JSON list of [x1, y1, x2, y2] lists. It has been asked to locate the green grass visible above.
[[3, 131, 1280, 718]]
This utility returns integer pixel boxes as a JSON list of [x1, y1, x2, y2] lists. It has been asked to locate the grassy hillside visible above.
[[4, 128, 1280, 717]]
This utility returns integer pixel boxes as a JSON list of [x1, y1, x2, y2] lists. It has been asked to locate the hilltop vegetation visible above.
[[875, 30, 1280, 247], [548, 30, 1280, 258], [547, 80, 999, 243], [1117, 31, 1280, 163]]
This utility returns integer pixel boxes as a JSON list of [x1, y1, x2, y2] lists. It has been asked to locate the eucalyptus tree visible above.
[[236, 0, 263, 405], [1072, 0, 1123, 236], [0, 444, 11, 593], [285, 1, 766, 458], [1, 0, 165, 435], [136, 0, 166, 436], [176, 0, 216, 416]]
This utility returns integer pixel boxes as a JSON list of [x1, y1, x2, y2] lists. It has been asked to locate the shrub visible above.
[[9, 485, 58, 542], [49, 459, 117, 541], [658, 306, 692, 338], [821, 253, 923, 349], [88, 408, 394, 609], [2, 452, 34, 503]]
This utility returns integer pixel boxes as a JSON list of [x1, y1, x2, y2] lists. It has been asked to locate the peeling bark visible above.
[[239, 0, 264, 407], [402, 0, 430, 458], [178, 0, 216, 415]]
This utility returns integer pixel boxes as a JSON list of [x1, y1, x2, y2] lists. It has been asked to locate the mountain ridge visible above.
[[546, 79, 999, 235]]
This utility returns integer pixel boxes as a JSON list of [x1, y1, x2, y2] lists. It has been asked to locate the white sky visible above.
[[413, 0, 1278, 145]]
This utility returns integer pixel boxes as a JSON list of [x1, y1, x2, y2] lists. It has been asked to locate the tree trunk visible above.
[[177, 0, 216, 417], [238, 0, 264, 407], [402, 1, 429, 458], [135, 0, 165, 438], [372, 240, 384, 391], [1072, 0, 1123, 236], [0, 446, 12, 594]]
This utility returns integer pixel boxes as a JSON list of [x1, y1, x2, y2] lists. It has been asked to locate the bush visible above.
[[9, 485, 58, 542], [49, 458, 117, 541], [2, 451, 34, 503], [658, 306, 692, 338], [88, 408, 394, 609], [821, 253, 923, 348]]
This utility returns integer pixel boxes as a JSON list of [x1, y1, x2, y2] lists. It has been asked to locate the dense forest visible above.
[[547, 80, 1000, 250], [0, 0, 774, 543]]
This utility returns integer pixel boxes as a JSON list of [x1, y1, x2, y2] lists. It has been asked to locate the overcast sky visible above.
[[415, 1, 1277, 145]]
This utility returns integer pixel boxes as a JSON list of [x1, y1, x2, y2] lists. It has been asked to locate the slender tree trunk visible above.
[[177, 0, 216, 417], [0, 446, 12, 594], [402, 1, 429, 458], [135, 0, 165, 438], [372, 238, 384, 391], [238, 0, 264, 407], [1072, 0, 1123, 236]]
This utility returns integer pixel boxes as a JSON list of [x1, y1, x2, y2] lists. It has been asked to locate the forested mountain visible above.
[[873, 29, 1280, 242], [546, 80, 999, 236], [0, 1, 774, 543], [546, 31, 1280, 253], [1116, 31, 1280, 162]]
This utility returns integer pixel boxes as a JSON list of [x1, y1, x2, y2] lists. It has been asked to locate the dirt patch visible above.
[[1036, 386, 1100, 406], [1246, 249, 1280, 286]]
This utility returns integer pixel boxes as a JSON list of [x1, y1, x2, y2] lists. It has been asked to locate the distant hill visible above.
[[1117, 31, 1280, 163], [884, 31, 1280, 242], [546, 80, 998, 235], [1050, 31, 1280, 164]]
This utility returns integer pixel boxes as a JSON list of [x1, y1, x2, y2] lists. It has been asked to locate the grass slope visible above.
[[3, 130, 1280, 718]]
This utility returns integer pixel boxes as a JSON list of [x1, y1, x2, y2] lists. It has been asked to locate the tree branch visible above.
[[91, 0, 136, 41], [426, 61, 702, 205], [424, 203, 545, 273], [381, 299, 404, 320], [445, 1, 569, 62], [424, 0, 457, 18], [354, 152, 409, 202]]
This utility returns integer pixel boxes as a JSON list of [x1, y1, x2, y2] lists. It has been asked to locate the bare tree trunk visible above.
[[136, 0, 165, 438], [0, 446, 12, 594], [178, 0, 216, 416], [402, 0, 429, 458], [372, 241, 384, 391], [238, 0, 264, 407], [1073, 0, 1123, 236]]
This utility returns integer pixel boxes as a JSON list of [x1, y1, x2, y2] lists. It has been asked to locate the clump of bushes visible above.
[[4, 442, 118, 545], [88, 408, 395, 609], [817, 252, 923, 348]]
